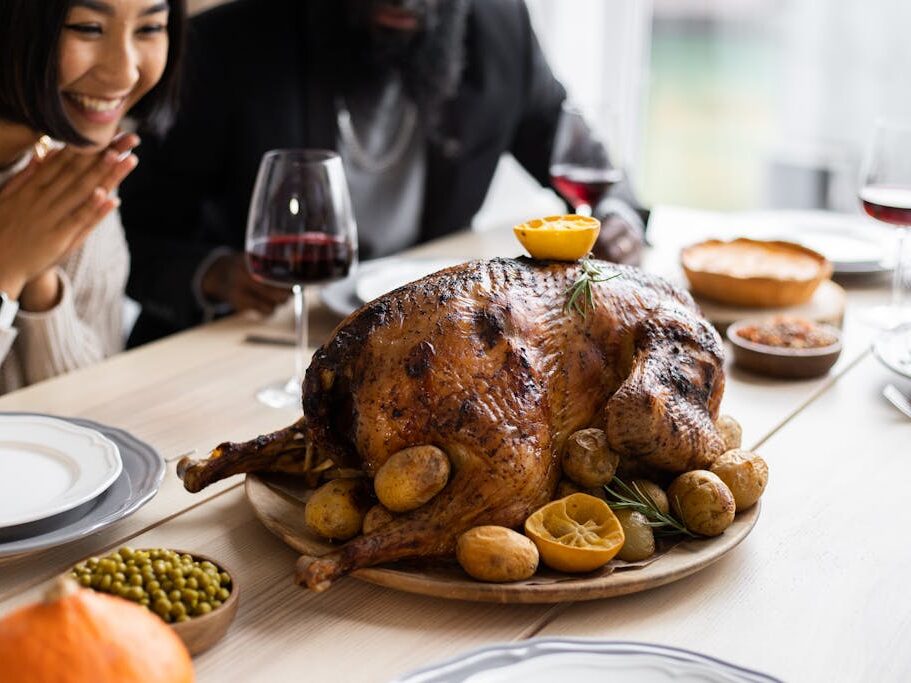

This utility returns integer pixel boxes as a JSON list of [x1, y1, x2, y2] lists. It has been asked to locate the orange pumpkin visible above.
[[0, 577, 194, 683]]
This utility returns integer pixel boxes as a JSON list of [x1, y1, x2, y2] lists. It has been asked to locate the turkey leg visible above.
[[606, 310, 726, 473], [177, 417, 312, 492]]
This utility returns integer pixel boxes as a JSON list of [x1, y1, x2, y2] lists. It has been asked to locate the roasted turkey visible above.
[[178, 257, 727, 590]]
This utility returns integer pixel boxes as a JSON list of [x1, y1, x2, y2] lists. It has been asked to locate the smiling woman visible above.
[[0, 0, 185, 394]]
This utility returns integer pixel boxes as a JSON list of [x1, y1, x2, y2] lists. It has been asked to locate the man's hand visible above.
[[591, 212, 644, 266], [200, 252, 291, 316]]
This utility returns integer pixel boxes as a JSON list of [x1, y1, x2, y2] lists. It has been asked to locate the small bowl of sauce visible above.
[[727, 316, 842, 379]]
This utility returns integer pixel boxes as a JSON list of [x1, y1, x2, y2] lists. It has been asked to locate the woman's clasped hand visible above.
[[0, 133, 139, 310]]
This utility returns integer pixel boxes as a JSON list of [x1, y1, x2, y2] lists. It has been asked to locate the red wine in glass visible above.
[[245, 149, 358, 409], [550, 164, 624, 211], [247, 233, 354, 287], [860, 185, 911, 226]]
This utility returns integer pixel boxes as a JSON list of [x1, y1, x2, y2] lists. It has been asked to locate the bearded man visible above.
[[121, 0, 648, 344]]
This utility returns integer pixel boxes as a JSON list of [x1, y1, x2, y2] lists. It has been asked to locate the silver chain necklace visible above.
[[336, 95, 418, 174]]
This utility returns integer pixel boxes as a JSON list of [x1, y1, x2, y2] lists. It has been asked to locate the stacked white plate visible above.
[[0, 413, 164, 556]]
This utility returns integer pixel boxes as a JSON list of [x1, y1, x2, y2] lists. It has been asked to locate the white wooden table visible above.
[[1, 219, 908, 682]]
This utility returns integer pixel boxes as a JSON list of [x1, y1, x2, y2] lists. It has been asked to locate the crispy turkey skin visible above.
[[179, 257, 726, 590]]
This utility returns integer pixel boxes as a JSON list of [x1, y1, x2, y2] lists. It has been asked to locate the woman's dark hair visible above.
[[0, 0, 186, 146]]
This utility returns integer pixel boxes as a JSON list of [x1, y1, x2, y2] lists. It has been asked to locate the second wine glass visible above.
[[550, 102, 624, 217], [245, 149, 358, 409], [859, 119, 911, 330]]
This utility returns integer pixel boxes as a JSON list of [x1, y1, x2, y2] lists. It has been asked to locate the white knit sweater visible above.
[[0, 152, 129, 394]]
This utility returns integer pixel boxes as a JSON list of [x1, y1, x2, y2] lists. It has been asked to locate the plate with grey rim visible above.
[[393, 638, 781, 683], [0, 412, 164, 556]]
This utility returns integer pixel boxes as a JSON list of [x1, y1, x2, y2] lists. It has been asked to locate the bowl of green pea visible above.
[[70, 547, 239, 656]]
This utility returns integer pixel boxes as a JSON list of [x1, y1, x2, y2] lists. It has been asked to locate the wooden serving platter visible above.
[[245, 473, 760, 604]]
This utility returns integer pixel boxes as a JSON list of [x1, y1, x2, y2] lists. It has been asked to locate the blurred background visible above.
[[187, 0, 911, 226]]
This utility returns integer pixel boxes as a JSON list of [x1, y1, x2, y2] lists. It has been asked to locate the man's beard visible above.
[[344, 0, 469, 131]]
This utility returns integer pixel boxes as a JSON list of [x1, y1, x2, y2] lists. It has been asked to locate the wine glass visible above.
[[245, 150, 358, 409], [859, 119, 911, 330], [550, 102, 624, 217]]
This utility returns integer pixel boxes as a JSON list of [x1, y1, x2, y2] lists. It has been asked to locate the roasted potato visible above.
[[555, 479, 584, 499], [614, 509, 656, 562], [562, 428, 619, 488], [715, 415, 743, 451], [667, 470, 735, 537], [362, 504, 396, 534], [456, 526, 539, 582], [374, 445, 451, 512], [631, 479, 669, 515], [710, 449, 768, 511], [305, 478, 371, 541]]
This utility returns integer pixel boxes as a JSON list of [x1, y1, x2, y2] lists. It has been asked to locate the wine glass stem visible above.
[[293, 284, 308, 387], [893, 227, 909, 315]]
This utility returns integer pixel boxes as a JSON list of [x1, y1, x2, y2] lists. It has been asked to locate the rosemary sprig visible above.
[[564, 255, 620, 317], [604, 477, 697, 538]]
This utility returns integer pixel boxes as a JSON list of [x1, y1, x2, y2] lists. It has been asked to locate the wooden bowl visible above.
[[682, 238, 833, 308], [166, 550, 239, 656], [727, 318, 842, 379]]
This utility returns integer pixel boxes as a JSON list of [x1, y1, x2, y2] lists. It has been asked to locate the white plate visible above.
[[322, 257, 465, 316], [873, 324, 911, 379], [0, 415, 122, 528], [394, 639, 779, 683], [355, 258, 465, 304], [759, 211, 892, 274]]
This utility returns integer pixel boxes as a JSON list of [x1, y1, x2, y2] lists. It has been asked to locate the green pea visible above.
[[153, 599, 171, 617], [118, 547, 133, 560], [186, 577, 198, 590], [113, 572, 126, 583], [147, 580, 161, 593], [78, 575, 92, 587], [129, 574, 143, 587], [182, 589, 199, 605], [217, 588, 230, 601], [205, 585, 217, 598], [170, 602, 187, 618], [219, 572, 231, 585], [110, 580, 124, 593], [127, 586, 144, 601]]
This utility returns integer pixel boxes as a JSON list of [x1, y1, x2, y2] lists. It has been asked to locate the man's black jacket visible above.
[[122, 0, 615, 342]]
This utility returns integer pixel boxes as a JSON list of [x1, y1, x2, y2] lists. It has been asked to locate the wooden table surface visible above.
[[1, 220, 909, 682]]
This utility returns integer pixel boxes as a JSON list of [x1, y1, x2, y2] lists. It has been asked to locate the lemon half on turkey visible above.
[[514, 214, 601, 261]]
